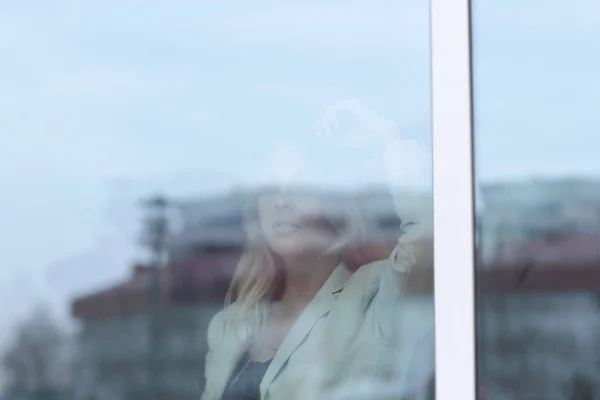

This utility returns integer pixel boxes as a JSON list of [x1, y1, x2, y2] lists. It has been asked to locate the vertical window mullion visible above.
[[430, 0, 477, 400]]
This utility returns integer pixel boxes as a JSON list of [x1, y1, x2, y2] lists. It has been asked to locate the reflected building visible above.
[[69, 187, 410, 400], [477, 179, 600, 400]]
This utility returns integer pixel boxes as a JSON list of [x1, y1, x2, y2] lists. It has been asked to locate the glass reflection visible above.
[[0, 1, 434, 399], [472, 0, 600, 399]]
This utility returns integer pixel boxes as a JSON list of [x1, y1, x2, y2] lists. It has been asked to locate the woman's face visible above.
[[257, 187, 340, 258]]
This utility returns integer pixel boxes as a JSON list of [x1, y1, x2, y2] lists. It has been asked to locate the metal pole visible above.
[[140, 195, 169, 400]]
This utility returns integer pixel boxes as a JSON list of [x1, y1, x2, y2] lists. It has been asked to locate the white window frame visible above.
[[430, 1, 477, 400]]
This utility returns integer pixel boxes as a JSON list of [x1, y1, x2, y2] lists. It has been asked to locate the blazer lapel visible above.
[[259, 263, 352, 399]]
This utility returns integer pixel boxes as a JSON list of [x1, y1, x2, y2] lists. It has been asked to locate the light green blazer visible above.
[[200, 256, 434, 400]]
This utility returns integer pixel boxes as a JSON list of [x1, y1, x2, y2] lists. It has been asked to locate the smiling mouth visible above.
[[273, 222, 302, 233]]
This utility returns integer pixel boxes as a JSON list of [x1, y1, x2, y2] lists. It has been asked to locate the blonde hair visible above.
[[224, 187, 364, 327]]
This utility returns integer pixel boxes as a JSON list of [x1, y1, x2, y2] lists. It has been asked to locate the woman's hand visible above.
[[401, 235, 434, 294], [344, 235, 433, 293]]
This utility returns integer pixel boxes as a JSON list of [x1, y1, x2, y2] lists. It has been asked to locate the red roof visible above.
[[488, 234, 600, 270], [71, 253, 242, 319], [71, 234, 600, 319]]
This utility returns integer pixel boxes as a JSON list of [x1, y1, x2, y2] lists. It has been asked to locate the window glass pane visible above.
[[1, 1, 436, 399], [472, 1, 600, 399]]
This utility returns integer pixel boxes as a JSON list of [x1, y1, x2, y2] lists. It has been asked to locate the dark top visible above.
[[221, 352, 272, 400]]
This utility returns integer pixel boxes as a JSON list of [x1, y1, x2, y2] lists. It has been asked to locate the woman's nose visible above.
[[275, 190, 294, 210]]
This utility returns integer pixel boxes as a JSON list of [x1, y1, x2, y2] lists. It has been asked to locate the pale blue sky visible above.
[[0, 0, 598, 342], [471, 0, 600, 180], [0, 0, 432, 337]]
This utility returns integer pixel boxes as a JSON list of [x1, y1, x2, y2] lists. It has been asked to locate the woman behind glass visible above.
[[201, 184, 433, 400]]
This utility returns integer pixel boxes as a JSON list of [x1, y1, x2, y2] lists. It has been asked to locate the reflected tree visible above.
[[1, 305, 73, 400]]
